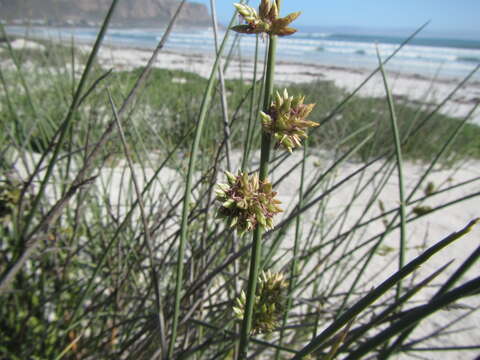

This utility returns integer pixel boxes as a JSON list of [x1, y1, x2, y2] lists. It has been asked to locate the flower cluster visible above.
[[215, 171, 282, 236], [233, 271, 288, 334], [0, 181, 21, 223], [232, 0, 300, 36], [260, 89, 318, 152]]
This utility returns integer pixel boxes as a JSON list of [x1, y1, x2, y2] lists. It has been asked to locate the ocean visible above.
[[5, 25, 480, 80]]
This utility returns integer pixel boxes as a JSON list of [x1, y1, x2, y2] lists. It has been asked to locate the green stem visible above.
[[379, 241, 480, 359], [19, 0, 119, 237], [237, 33, 277, 360], [0, 25, 37, 117], [168, 12, 235, 359], [377, 48, 407, 300], [291, 218, 478, 359], [241, 34, 260, 172], [345, 276, 480, 360], [275, 141, 307, 359], [0, 0, 120, 296]]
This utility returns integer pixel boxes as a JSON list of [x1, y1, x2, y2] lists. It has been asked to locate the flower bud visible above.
[[261, 89, 318, 152], [233, 271, 288, 334], [232, 0, 300, 37], [215, 171, 282, 235]]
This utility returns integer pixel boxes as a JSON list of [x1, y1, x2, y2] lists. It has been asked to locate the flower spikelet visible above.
[[233, 271, 288, 334], [215, 171, 282, 236], [0, 181, 22, 223], [260, 89, 318, 152], [232, 0, 300, 36]]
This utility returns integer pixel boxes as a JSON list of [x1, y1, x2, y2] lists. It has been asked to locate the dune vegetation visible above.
[[1, 0, 479, 359]]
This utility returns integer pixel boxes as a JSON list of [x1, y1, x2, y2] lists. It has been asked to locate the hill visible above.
[[0, 0, 211, 27]]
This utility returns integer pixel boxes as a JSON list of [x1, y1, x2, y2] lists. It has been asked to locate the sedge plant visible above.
[[225, 1, 318, 357]]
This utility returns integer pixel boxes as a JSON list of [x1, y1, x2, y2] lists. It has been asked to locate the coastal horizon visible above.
[[5, 23, 480, 82], [4, 26, 479, 126]]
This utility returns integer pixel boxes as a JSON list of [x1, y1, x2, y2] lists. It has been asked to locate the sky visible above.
[[194, 0, 480, 37]]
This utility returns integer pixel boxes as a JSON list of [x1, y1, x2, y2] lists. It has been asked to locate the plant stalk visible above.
[[168, 11, 236, 359], [237, 29, 277, 359], [377, 48, 407, 300], [275, 141, 308, 359]]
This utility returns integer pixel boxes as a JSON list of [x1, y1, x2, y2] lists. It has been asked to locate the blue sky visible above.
[[194, 0, 480, 36]]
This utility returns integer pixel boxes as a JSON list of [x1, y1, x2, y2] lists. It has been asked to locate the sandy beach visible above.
[[4, 37, 480, 124], [88, 42, 480, 125]]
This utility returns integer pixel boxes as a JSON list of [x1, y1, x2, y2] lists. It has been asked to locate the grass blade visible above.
[[291, 218, 479, 359], [168, 10, 237, 358], [345, 276, 480, 360], [377, 47, 407, 300]]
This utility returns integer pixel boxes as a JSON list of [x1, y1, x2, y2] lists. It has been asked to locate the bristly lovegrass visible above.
[[0, 0, 479, 359]]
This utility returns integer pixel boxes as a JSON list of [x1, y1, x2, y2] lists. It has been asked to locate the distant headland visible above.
[[0, 0, 211, 27]]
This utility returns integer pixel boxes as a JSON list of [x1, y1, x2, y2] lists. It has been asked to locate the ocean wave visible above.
[[307, 41, 478, 63], [6, 25, 480, 79], [456, 56, 480, 63], [107, 32, 158, 41], [300, 32, 332, 39]]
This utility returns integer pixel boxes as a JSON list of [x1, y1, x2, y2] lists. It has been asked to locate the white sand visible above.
[[10, 38, 46, 51], [266, 151, 480, 359], [92, 149, 480, 359], [91, 44, 480, 125]]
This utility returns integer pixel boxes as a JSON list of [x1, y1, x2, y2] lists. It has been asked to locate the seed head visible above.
[[260, 89, 318, 152], [424, 181, 435, 196], [215, 171, 282, 236], [232, 0, 300, 36], [0, 181, 22, 223], [233, 270, 288, 334], [412, 205, 432, 216]]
